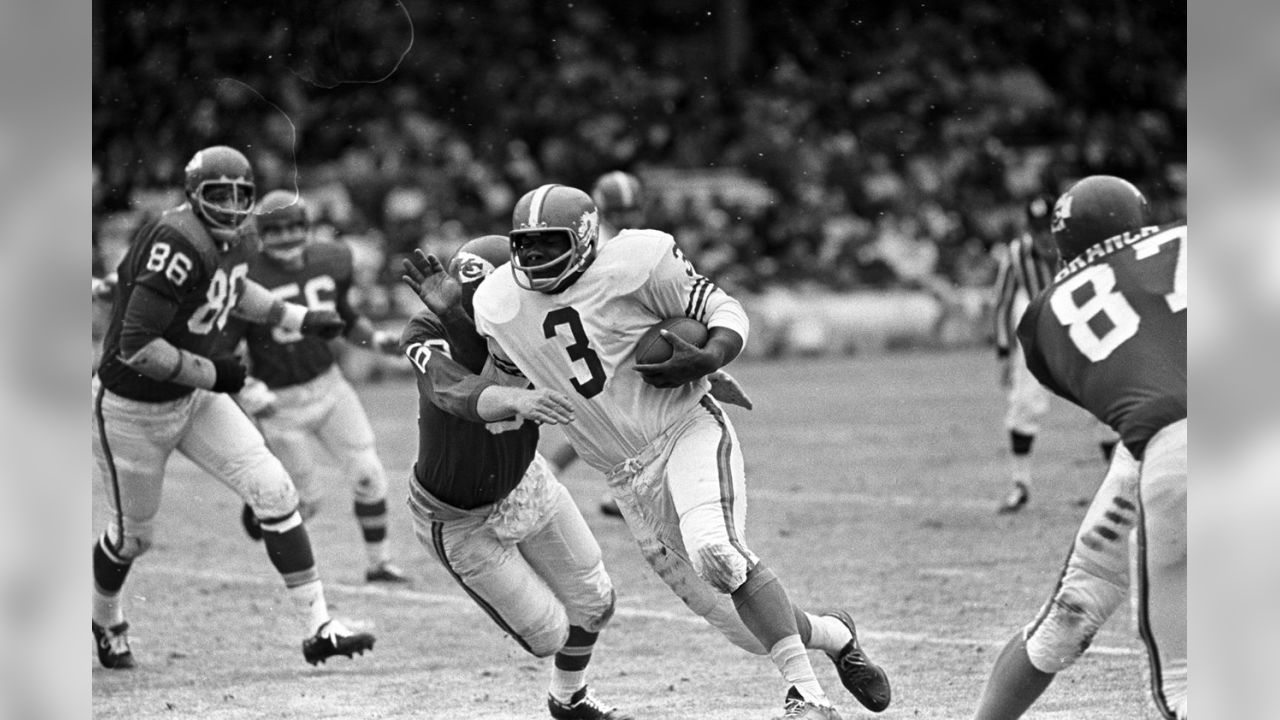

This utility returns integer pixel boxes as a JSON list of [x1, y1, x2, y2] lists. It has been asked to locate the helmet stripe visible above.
[[526, 184, 559, 227]]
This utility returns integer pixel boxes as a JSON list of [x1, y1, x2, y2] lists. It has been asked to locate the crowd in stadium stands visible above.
[[94, 0, 1185, 316]]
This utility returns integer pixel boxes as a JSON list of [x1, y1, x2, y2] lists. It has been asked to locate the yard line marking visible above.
[[749, 488, 996, 510], [143, 565, 1139, 658]]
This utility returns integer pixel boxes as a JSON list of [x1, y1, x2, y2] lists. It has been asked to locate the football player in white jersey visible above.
[[464, 184, 892, 720]]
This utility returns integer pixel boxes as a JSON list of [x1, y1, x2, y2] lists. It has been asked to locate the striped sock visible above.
[[550, 626, 597, 703]]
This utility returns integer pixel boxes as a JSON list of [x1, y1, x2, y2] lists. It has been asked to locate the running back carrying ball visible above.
[[633, 317, 709, 364]]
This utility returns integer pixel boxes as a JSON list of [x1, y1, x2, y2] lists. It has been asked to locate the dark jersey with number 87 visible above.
[[1018, 223, 1187, 459], [97, 205, 253, 402]]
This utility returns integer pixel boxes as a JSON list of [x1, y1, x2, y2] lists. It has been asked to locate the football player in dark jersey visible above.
[[974, 176, 1187, 720], [92, 146, 375, 669], [399, 236, 632, 720], [223, 190, 409, 584]]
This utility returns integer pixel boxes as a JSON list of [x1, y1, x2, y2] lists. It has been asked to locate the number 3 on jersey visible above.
[[544, 307, 606, 398], [1049, 227, 1186, 362]]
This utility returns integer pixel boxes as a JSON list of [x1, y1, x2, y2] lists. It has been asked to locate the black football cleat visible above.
[[302, 620, 375, 665], [365, 561, 411, 584], [997, 481, 1030, 514], [823, 611, 891, 712], [92, 620, 136, 669], [547, 685, 634, 720], [598, 493, 623, 519], [241, 503, 264, 541]]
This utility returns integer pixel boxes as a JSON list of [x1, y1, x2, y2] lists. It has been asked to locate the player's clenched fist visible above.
[[210, 354, 248, 394]]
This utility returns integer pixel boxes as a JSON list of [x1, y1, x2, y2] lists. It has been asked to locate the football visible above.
[[633, 317, 709, 364]]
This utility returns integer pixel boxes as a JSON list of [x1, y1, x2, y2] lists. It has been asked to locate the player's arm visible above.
[[636, 241, 749, 386], [333, 259, 399, 354], [234, 279, 347, 339], [117, 285, 243, 392]]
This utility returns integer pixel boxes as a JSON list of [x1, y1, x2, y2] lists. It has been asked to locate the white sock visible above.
[[289, 579, 330, 635], [1010, 455, 1032, 485], [366, 539, 390, 568], [804, 613, 852, 655], [549, 668, 587, 704], [769, 635, 828, 706], [92, 589, 124, 628]]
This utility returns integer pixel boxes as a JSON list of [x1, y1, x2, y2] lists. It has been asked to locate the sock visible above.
[[802, 613, 853, 655], [974, 633, 1055, 720], [550, 625, 597, 703], [1009, 431, 1034, 486], [260, 511, 327, 634], [354, 499, 390, 566], [92, 536, 132, 627], [769, 635, 828, 706]]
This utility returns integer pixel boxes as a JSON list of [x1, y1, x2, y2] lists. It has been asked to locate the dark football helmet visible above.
[[448, 234, 509, 318], [591, 170, 645, 230], [184, 146, 256, 243], [509, 184, 600, 293], [1051, 175, 1149, 261], [256, 190, 310, 270]]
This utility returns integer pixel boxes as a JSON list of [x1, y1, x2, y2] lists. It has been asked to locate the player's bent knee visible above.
[[523, 616, 571, 658], [108, 521, 155, 561], [1024, 586, 1116, 674], [691, 542, 751, 595], [350, 451, 388, 503], [244, 460, 301, 520]]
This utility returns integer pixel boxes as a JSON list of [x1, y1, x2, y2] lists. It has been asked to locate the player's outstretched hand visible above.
[[707, 370, 753, 410], [635, 329, 719, 388], [301, 309, 346, 339], [512, 388, 576, 426], [402, 249, 461, 315]]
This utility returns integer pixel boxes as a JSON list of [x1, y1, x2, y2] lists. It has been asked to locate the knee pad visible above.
[[106, 519, 154, 561], [1024, 584, 1122, 673], [522, 612, 571, 658], [348, 448, 388, 504], [690, 541, 751, 595], [576, 587, 617, 634], [244, 458, 301, 520]]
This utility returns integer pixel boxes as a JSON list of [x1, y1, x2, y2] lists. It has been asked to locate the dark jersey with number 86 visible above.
[[1018, 223, 1187, 459], [97, 205, 253, 402]]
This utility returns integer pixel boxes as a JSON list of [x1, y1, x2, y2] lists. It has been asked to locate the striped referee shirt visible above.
[[993, 232, 1056, 357]]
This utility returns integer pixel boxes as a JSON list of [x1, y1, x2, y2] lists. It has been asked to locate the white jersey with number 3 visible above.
[[472, 229, 744, 472]]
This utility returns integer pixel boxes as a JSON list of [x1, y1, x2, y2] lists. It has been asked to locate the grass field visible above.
[[91, 348, 1159, 719]]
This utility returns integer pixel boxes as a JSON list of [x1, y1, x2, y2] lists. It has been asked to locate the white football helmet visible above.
[[509, 184, 599, 293]]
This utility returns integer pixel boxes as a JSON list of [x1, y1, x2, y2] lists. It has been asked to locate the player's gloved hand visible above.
[[300, 309, 346, 339], [511, 388, 576, 426], [235, 376, 278, 418], [635, 329, 720, 388], [707, 369, 754, 410], [371, 329, 401, 356], [210, 355, 248, 394], [401, 249, 461, 315]]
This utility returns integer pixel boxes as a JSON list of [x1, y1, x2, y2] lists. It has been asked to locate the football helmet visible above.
[[592, 170, 646, 233], [448, 234, 509, 318], [1051, 175, 1149, 261], [509, 184, 599, 293], [256, 190, 310, 270], [184, 146, 256, 243]]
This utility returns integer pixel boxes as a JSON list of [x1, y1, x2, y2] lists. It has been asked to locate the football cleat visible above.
[[598, 493, 623, 519], [547, 685, 634, 720], [823, 611, 891, 712], [772, 687, 844, 720], [302, 619, 375, 666], [365, 561, 411, 584], [997, 481, 1030, 514], [240, 503, 264, 541], [92, 620, 136, 669]]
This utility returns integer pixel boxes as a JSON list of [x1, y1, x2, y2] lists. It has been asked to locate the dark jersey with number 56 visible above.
[[97, 205, 254, 402], [1018, 223, 1187, 459], [221, 242, 359, 389]]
